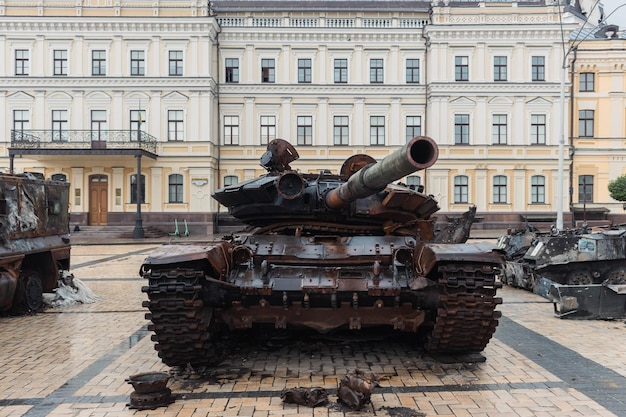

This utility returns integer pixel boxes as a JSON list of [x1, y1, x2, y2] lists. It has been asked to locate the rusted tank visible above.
[[0, 173, 71, 314], [141, 137, 504, 369], [498, 225, 626, 318]]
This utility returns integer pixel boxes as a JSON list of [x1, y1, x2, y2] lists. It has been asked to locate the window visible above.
[[224, 175, 238, 187], [297, 116, 313, 146], [333, 116, 349, 145], [225, 58, 239, 83], [260, 115, 276, 145], [454, 176, 469, 204], [578, 110, 594, 137], [51, 174, 67, 182], [13, 110, 30, 138], [370, 116, 385, 145], [91, 110, 107, 141], [579, 72, 594, 92], [492, 114, 507, 145], [455, 56, 469, 81], [261, 58, 275, 83], [531, 175, 545, 204], [530, 114, 546, 145], [168, 174, 183, 203], [298, 58, 311, 83], [15, 49, 29, 76], [334, 59, 348, 83], [578, 175, 593, 203], [370, 59, 383, 83], [406, 59, 420, 83], [531, 56, 545, 81], [130, 174, 146, 204], [168, 110, 184, 141], [493, 175, 507, 204], [53, 50, 68, 76], [493, 56, 507, 81], [130, 50, 145, 76], [51, 110, 68, 141], [406, 116, 421, 141], [92, 50, 106, 76], [169, 51, 183, 76], [454, 114, 470, 144], [130, 109, 146, 141], [224, 115, 239, 145], [406, 176, 422, 191]]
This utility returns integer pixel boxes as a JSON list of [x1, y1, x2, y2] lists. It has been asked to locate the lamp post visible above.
[[133, 108, 145, 239]]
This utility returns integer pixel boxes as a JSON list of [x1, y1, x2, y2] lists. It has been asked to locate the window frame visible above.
[[531, 56, 545, 81], [578, 175, 594, 203], [298, 58, 312, 83], [454, 175, 469, 204], [260, 115, 276, 145], [369, 115, 385, 145], [334, 58, 348, 83], [90, 110, 108, 141], [454, 114, 470, 144], [261, 58, 275, 83], [578, 109, 594, 138], [454, 56, 469, 82], [225, 58, 239, 83], [296, 115, 313, 146], [530, 114, 546, 145], [333, 115, 349, 146], [369, 58, 384, 84], [223, 115, 239, 145], [15, 49, 29, 76], [53, 49, 68, 76], [531, 175, 545, 204], [406, 58, 420, 84], [168, 110, 184, 141], [492, 114, 507, 145], [492, 175, 507, 204], [168, 174, 184, 203], [130, 109, 146, 141], [579, 72, 595, 92], [493, 56, 507, 81], [130, 173, 146, 204], [91, 50, 106, 76], [13, 109, 30, 134], [406, 116, 422, 141], [51, 109, 69, 141], [168, 50, 183, 76], [130, 50, 145, 76]]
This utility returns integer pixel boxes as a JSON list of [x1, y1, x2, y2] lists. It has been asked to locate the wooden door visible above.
[[88, 175, 108, 225]]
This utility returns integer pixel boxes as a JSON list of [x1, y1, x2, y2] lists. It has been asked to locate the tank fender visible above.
[[414, 242, 505, 276], [140, 242, 234, 279]]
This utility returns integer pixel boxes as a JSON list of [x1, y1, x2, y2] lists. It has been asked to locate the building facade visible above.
[[1, 0, 623, 233]]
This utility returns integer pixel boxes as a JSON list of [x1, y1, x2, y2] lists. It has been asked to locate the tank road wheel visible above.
[[567, 270, 593, 285], [142, 268, 222, 369], [10, 271, 43, 314], [425, 263, 502, 354], [605, 268, 626, 285]]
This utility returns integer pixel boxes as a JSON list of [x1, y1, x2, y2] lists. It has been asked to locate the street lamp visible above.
[[133, 107, 145, 239]]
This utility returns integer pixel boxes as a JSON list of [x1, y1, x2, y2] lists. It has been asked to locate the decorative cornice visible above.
[[0, 76, 217, 90], [0, 19, 218, 35], [220, 84, 426, 96]]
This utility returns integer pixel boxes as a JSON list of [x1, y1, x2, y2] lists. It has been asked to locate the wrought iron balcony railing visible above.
[[10, 130, 158, 154]]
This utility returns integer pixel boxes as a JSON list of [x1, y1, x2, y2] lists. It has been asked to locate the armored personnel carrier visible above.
[[0, 173, 71, 314], [141, 137, 504, 368]]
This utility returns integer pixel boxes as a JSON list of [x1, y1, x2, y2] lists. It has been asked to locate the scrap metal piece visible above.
[[337, 369, 379, 410], [549, 281, 626, 319], [280, 387, 328, 407], [126, 372, 175, 410]]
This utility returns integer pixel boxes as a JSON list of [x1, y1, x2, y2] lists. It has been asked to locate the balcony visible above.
[[9, 130, 158, 159]]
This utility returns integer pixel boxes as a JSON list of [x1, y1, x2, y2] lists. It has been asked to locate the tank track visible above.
[[426, 262, 503, 353], [142, 267, 219, 368]]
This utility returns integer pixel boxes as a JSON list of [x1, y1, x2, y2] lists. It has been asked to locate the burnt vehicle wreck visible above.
[[498, 225, 626, 319], [141, 137, 504, 369], [0, 173, 71, 314]]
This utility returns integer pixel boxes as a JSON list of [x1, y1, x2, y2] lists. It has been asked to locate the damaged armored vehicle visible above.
[[498, 225, 626, 318], [141, 137, 504, 368], [0, 173, 71, 314]]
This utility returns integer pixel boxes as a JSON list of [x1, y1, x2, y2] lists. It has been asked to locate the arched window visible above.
[[51, 173, 67, 182], [168, 174, 183, 203], [531, 175, 545, 204], [454, 175, 468, 203], [493, 175, 507, 204]]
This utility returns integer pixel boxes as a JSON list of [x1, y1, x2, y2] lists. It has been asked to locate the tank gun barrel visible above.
[[325, 136, 439, 209]]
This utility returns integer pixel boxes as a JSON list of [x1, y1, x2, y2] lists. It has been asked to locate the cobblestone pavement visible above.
[[1, 243, 626, 417]]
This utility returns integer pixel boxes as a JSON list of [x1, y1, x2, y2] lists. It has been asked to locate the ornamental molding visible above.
[[0, 19, 218, 35], [220, 84, 426, 96], [0, 76, 217, 89]]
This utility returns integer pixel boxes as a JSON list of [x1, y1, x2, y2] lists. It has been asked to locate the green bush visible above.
[[608, 175, 626, 202]]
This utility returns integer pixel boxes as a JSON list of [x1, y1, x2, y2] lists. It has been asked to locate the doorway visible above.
[[88, 174, 108, 225]]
